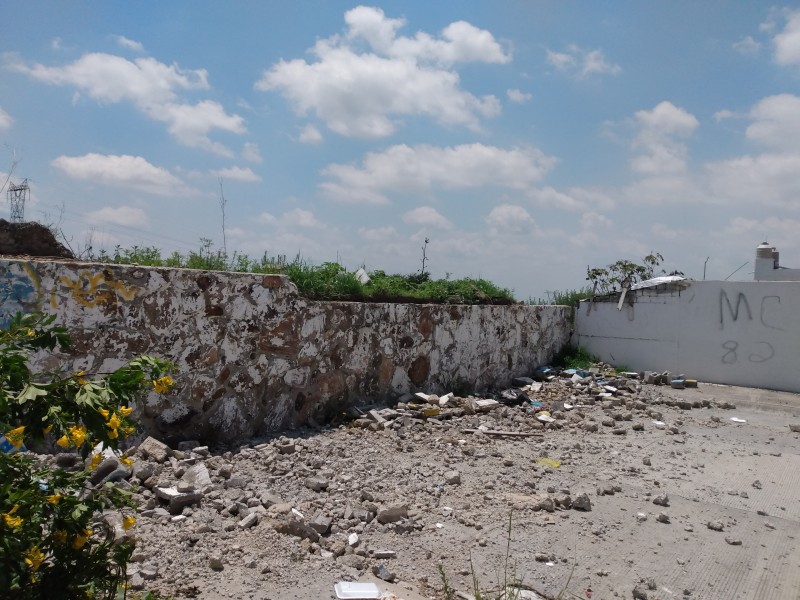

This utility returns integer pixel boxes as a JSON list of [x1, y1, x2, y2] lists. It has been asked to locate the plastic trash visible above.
[[730, 417, 747, 424], [652, 420, 666, 429], [334, 582, 381, 599], [535, 457, 561, 468]]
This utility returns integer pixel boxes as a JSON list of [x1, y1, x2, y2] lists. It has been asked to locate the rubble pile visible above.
[[34, 364, 800, 600]]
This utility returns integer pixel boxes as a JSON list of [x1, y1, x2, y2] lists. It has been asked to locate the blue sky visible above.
[[2, 2, 800, 299]]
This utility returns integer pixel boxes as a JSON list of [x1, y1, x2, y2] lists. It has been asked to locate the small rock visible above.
[[304, 476, 329, 492], [725, 537, 742, 546], [752, 480, 762, 490], [209, 555, 224, 571], [377, 505, 408, 524], [372, 563, 397, 582], [572, 493, 592, 512], [642, 457, 652, 466], [444, 470, 461, 485], [707, 520, 724, 532], [656, 512, 670, 524], [653, 494, 669, 507]]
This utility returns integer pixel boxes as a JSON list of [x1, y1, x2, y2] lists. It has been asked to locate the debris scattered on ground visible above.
[[23, 363, 800, 599]]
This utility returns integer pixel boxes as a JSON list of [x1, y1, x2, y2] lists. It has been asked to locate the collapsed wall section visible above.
[[0, 259, 571, 442]]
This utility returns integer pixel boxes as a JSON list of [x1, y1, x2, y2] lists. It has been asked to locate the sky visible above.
[[2, 1, 800, 300]]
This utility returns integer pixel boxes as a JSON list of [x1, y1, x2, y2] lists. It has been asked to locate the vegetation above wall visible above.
[[93, 242, 516, 305]]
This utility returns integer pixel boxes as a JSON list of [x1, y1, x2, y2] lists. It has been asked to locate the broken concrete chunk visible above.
[[308, 514, 333, 535], [377, 504, 408, 524], [138, 437, 172, 463], [271, 519, 320, 542], [154, 486, 204, 514]]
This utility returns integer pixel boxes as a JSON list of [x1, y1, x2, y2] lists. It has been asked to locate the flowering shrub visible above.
[[0, 312, 174, 598]]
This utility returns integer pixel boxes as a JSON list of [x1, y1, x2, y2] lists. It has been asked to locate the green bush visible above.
[[0, 312, 174, 599]]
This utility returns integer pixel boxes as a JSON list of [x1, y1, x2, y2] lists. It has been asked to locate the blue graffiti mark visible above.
[[0, 269, 38, 329]]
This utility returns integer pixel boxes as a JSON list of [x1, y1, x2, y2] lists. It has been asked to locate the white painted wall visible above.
[[573, 280, 800, 393]]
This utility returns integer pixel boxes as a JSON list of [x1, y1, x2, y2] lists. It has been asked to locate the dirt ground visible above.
[[125, 380, 800, 600]]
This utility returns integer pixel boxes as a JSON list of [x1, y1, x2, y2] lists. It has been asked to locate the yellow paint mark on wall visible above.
[[55, 271, 139, 308]]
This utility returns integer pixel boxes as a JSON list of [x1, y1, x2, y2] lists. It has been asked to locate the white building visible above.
[[754, 242, 800, 281]]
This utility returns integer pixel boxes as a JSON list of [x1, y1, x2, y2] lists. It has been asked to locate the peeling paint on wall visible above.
[[1, 259, 572, 443]]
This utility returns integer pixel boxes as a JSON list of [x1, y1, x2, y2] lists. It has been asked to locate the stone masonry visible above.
[[0, 258, 571, 442]]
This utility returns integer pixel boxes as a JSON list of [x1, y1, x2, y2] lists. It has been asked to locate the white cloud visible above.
[[485, 204, 536, 235], [256, 212, 277, 225], [242, 142, 262, 163], [546, 44, 621, 77], [255, 6, 506, 138], [745, 94, 800, 151], [713, 109, 739, 122], [706, 152, 800, 209], [507, 88, 532, 103], [630, 101, 699, 175], [255, 208, 322, 228], [546, 50, 576, 70], [282, 208, 321, 228], [403, 206, 453, 230], [9, 53, 244, 155], [210, 166, 261, 182], [343, 6, 510, 65], [358, 226, 397, 242], [733, 35, 761, 56], [0, 106, 12, 130], [321, 143, 557, 205], [51, 153, 191, 196], [773, 10, 800, 65], [298, 124, 323, 144], [86, 205, 148, 227], [529, 186, 615, 212], [113, 35, 144, 52]]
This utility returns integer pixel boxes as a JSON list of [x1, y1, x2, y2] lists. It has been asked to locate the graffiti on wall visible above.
[[51, 271, 138, 310], [0, 263, 42, 328], [718, 290, 784, 365]]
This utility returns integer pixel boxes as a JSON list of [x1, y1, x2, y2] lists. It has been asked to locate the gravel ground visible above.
[[75, 374, 800, 600]]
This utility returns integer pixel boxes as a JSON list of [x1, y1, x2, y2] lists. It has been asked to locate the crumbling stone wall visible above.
[[1, 258, 572, 443]]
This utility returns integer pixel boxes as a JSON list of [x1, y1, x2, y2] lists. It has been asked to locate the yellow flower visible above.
[[68, 424, 86, 447], [2, 505, 22, 530], [43, 424, 53, 435], [56, 435, 69, 448], [25, 328, 36, 338], [88, 453, 102, 470], [119, 406, 133, 417], [122, 516, 136, 530], [47, 494, 62, 505], [23, 546, 45, 571], [107, 428, 118, 440], [119, 456, 134, 467], [72, 528, 92, 550], [107, 413, 121, 430], [98, 409, 109, 420], [152, 375, 174, 394], [52, 530, 68, 545], [5, 426, 25, 448], [75, 370, 88, 385], [120, 426, 135, 438]]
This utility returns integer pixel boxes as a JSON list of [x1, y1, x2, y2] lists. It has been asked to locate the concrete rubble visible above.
[[33, 365, 800, 599]]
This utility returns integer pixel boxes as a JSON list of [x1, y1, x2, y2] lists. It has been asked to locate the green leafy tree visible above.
[[586, 252, 664, 295]]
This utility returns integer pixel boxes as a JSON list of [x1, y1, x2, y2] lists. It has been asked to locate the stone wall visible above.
[[0, 258, 572, 443]]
